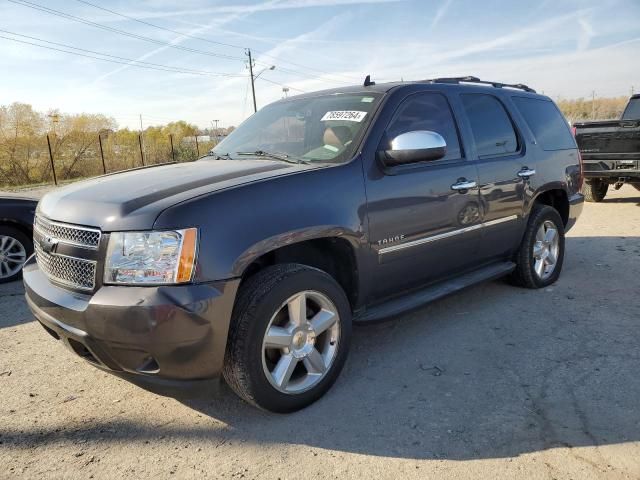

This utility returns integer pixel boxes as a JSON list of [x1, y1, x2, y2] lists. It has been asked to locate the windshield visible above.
[[211, 93, 383, 164], [622, 98, 640, 120]]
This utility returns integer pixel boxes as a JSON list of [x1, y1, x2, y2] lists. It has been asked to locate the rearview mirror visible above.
[[381, 130, 447, 166]]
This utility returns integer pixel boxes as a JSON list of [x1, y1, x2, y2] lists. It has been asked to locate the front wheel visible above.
[[223, 264, 352, 413], [511, 205, 565, 289], [582, 180, 608, 202]]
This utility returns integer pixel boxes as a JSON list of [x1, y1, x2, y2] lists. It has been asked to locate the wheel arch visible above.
[[0, 219, 34, 244], [529, 187, 569, 227], [235, 231, 361, 310]]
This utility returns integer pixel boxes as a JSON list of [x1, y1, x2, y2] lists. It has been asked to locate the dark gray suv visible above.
[[24, 76, 583, 412]]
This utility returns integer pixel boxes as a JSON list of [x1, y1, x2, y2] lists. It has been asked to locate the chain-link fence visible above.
[[0, 132, 217, 189]]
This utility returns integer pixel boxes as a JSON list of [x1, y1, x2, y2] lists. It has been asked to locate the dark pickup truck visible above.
[[24, 77, 583, 412], [575, 95, 640, 201]]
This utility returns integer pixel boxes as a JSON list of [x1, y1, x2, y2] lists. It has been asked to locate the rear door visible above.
[[457, 93, 527, 262], [364, 91, 482, 299]]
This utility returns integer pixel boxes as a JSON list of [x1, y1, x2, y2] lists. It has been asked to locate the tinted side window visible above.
[[622, 98, 640, 120], [460, 94, 518, 157], [384, 92, 462, 161], [512, 97, 575, 150]]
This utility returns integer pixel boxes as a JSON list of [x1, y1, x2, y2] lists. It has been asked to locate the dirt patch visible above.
[[1, 186, 639, 479]]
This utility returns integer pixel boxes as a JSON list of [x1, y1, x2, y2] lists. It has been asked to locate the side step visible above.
[[355, 261, 515, 323]]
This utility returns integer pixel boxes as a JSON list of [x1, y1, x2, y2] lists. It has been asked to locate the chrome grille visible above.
[[34, 243, 97, 291], [34, 215, 101, 249]]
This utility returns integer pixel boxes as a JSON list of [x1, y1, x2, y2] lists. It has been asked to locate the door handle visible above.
[[451, 180, 477, 191], [518, 168, 536, 178]]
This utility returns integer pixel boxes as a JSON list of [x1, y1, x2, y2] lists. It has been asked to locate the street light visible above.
[[254, 64, 275, 80], [246, 48, 276, 113]]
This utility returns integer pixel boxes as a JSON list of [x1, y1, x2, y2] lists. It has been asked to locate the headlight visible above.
[[104, 228, 198, 285]]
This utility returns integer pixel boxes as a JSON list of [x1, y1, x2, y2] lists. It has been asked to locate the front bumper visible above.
[[23, 255, 240, 382], [566, 192, 584, 232]]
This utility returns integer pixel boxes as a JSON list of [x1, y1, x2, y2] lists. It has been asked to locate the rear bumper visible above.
[[23, 255, 240, 383], [583, 159, 640, 181], [566, 192, 584, 232]]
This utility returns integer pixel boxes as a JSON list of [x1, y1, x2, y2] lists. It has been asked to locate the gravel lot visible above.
[[1, 185, 639, 479]]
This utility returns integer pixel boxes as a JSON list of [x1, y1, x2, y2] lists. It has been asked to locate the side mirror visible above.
[[381, 131, 447, 166]]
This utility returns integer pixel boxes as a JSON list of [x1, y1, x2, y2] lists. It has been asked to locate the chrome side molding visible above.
[[378, 215, 518, 255]]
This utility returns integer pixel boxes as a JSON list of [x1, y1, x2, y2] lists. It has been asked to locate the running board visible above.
[[355, 261, 516, 323]]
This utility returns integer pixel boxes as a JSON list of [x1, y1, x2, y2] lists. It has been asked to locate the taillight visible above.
[[571, 125, 583, 189], [577, 150, 584, 190]]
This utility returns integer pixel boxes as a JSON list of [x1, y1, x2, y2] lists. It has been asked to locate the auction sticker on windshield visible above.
[[321, 111, 367, 122]]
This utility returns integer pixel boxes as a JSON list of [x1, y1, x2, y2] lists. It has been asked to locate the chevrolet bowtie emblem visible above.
[[40, 235, 59, 254]]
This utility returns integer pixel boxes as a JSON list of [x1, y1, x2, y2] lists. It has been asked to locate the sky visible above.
[[0, 0, 639, 130]]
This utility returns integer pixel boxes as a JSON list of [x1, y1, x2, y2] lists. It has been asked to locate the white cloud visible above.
[[430, 0, 452, 29]]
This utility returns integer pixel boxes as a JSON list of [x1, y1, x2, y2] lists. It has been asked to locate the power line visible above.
[[0, 30, 244, 78], [259, 77, 306, 93], [70, 0, 357, 85], [254, 51, 360, 84], [7, 0, 246, 62], [11, 0, 357, 86], [72, 0, 247, 51]]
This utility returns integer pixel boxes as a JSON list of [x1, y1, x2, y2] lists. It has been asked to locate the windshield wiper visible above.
[[207, 151, 233, 160], [236, 150, 307, 165]]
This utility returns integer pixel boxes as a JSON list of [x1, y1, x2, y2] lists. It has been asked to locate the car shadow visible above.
[[2, 235, 639, 461], [171, 235, 640, 460]]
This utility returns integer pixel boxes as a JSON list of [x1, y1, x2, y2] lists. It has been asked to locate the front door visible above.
[[364, 91, 482, 301]]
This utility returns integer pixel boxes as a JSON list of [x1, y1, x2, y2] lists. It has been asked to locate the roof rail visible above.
[[424, 76, 537, 93]]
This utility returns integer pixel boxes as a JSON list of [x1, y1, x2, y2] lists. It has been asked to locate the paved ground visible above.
[[1, 185, 639, 479]]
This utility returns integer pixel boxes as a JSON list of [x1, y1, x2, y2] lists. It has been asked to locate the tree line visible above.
[[556, 95, 629, 123], [0, 96, 632, 188], [0, 103, 235, 188]]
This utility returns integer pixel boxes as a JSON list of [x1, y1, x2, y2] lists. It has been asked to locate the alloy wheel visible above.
[[532, 220, 560, 280], [0, 235, 27, 280], [261, 290, 340, 394]]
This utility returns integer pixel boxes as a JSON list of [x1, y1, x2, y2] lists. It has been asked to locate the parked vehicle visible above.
[[23, 76, 583, 412], [0, 196, 37, 283], [574, 94, 640, 201]]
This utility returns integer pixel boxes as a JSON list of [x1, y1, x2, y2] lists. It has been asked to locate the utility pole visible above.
[[246, 49, 257, 113], [591, 91, 596, 120]]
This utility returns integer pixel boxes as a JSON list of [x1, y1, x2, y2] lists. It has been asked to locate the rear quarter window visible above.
[[512, 97, 575, 151]]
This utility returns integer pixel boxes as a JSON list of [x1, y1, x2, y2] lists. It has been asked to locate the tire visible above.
[[582, 180, 608, 202], [0, 225, 32, 284], [223, 263, 352, 413], [510, 205, 565, 289]]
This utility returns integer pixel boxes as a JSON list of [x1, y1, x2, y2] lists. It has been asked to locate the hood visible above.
[[38, 159, 301, 231], [0, 195, 38, 203]]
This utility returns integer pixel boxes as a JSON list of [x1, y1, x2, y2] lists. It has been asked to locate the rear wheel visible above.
[[0, 226, 32, 284], [582, 179, 608, 202], [511, 205, 565, 289], [223, 263, 351, 413]]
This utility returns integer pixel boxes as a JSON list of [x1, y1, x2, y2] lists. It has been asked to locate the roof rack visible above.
[[424, 76, 536, 93]]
